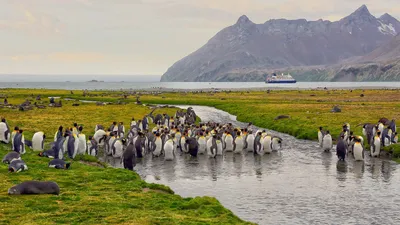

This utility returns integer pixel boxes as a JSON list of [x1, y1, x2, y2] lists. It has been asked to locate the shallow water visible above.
[[2, 82, 400, 90], [102, 105, 400, 225]]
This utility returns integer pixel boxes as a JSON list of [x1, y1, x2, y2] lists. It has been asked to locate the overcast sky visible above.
[[0, 0, 399, 76]]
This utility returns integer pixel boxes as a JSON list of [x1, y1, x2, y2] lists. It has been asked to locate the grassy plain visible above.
[[0, 89, 250, 225]]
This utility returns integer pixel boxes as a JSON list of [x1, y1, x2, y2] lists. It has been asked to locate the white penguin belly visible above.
[[234, 138, 244, 154], [206, 138, 214, 157], [353, 144, 364, 161], [77, 135, 86, 155], [271, 138, 281, 151], [262, 136, 272, 153], [164, 141, 174, 160], [32, 132, 44, 151], [153, 138, 162, 156], [322, 135, 332, 151], [112, 141, 123, 158], [371, 137, 381, 157], [224, 136, 234, 151], [198, 138, 207, 154], [106, 137, 116, 156], [216, 142, 223, 155], [246, 135, 255, 152]]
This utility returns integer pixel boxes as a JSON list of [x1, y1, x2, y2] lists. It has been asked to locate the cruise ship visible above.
[[266, 73, 297, 83]]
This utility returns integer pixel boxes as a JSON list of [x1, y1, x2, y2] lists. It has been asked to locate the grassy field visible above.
[[0, 89, 250, 225]]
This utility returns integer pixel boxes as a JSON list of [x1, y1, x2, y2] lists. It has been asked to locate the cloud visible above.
[[6, 52, 106, 63]]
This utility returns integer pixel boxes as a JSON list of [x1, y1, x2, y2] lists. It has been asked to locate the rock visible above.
[[331, 105, 342, 113], [360, 94, 365, 97]]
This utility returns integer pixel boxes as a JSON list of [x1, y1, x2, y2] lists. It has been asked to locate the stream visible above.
[[102, 105, 400, 225]]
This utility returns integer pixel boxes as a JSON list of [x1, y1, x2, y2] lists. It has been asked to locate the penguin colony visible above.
[[0, 107, 284, 174], [318, 118, 397, 162], [1, 109, 397, 193]]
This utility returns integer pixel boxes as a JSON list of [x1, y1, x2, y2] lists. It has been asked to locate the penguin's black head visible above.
[[350, 131, 354, 135], [113, 122, 117, 125], [156, 133, 160, 137], [74, 123, 78, 127], [8, 167, 15, 173], [59, 126, 63, 131], [65, 162, 71, 169], [38, 152, 43, 157], [88, 136, 93, 140], [14, 126, 19, 131], [199, 132, 204, 136], [319, 127, 323, 130], [19, 130, 23, 134], [326, 130, 330, 134], [78, 126, 83, 132], [236, 131, 241, 136], [1, 118, 5, 123], [377, 131, 381, 136], [120, 122, 123, 125], [132, 117, 135, 121], [43, 134, 46, 139]]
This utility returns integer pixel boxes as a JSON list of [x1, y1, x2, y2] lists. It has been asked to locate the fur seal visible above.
[[8, 181, 60, 195]]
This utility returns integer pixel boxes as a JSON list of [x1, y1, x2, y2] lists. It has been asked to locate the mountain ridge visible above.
[[161, 5, 400, 82]]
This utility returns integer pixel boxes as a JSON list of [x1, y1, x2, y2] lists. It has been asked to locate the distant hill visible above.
[[161, 5, 400, 82]]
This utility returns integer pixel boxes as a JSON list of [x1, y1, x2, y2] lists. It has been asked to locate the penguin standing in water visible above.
[[112, 138, 126, 158], [233, 131, 244, 154], [224, 131, 234, 152], [77, 126, 86, 155], [318, 127, 325, 147], [106, 132, 116, 156], [13, 130, 26, 154], [153, 133, 163, 157], [122, 142, 136, 171], [244, 130, 255, 152], [215, 136, 223, 155], [179, 132, 188, 153], [262, 134, 272, 154], [8, 159, 28, 173], [135, 133, 147, 158], [271, 137, 283, 151], [185, 137, 199, 157], [86, 136, 98, 156], [0, 118, 11, 144], [48, 159, 71, 169], [371, 131, 381, 158], [163, 136, 175, 160], [254, 132, 263, 155], [197, 132, 207, 154], [353, 137, 364, 161], [336, 135, 347, 161], [32, 131, 46, 151], [206, 135, 218, 158], [322, 130, 332, 152], [381, 128, 391, 147]]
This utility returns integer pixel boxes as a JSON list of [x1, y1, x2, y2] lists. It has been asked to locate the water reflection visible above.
[[99, 105, 400, 225]]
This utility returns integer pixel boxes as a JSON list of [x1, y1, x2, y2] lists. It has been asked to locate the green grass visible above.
[[0, 89, 251, 225]]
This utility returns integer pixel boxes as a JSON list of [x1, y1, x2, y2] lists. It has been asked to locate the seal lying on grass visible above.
[[8, 181, 60, 195]]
